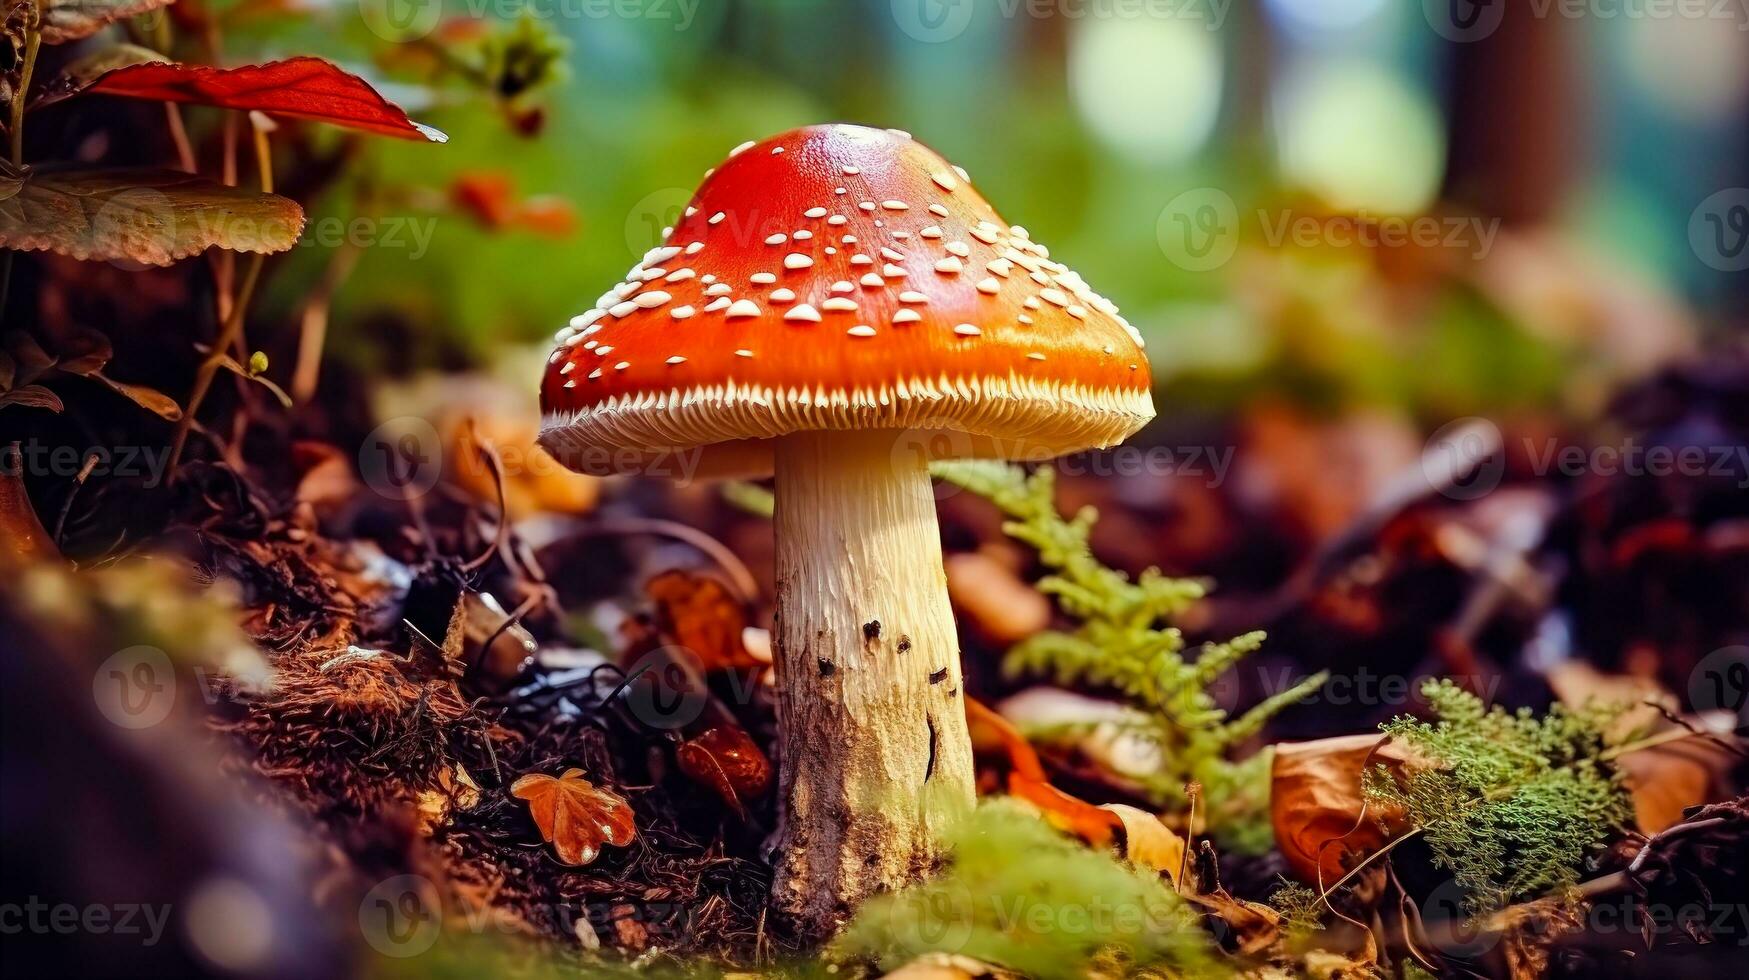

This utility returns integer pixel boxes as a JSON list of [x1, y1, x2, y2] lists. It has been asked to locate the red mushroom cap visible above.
[[540, 124, 1153, 477]]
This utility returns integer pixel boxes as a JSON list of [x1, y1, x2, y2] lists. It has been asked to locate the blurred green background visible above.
[[227, 0, 1744, 421]]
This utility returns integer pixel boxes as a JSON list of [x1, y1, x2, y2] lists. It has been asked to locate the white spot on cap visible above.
[[705, 283, 733, 296], [848, 325, 876, 337], [784, 253, 814, 270], [920, 226, 942, 239], [881, 200, 909, 211], [765, 233, 788, 246], [1040, 289, 1070, 307], [945, 242, 970, 258], [953, 165, 970, 182], [671, 305, 696, 319], [735, 349, 754, 358], [704, 297, 732, 312], [881, 247, 905, 261], [883, 263, 906, 278], [828, 215, 848, 226], [709, 212, 726, 225], [830, 281, 854, 293], [666, 355, 688, 365], [793, 230, 813, 241], [850, 254, 873, 266], [729, 140, 755, 156], [860, 273, 885, 287], [615, 361, 630, 371], [785, 304, 821, 322], [751, 272, 778, 284], [928, 204, 950, 218], [770, 288, 796, 303], [685, 242, 705, 255], [633, 290, 671, 308], [953, 323, 981, 336], [931, 171, 957, 192], [976, 278, 1000, 295], [934, 257, 963, 275], [821, 297, 858, 313], [665, 268, 695, 282], [727, 300, 762, 319], [1027, 352, 1045, 361], [609, 301, 638, 318], [843, 165, 861, 175], [587, 368, 602, 380], [804, 206, 828, 219], [899, 291, 929, 304], [893, 309, 922, 324]]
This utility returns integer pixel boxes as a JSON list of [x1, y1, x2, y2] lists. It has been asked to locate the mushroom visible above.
[[538, 124, 1154, 934]]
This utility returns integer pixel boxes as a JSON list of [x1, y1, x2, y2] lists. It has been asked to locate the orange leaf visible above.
[[965, 696, 1121, 849], [645, 570, 762, 673], [1269, 734, 1420, 886], [509, 768, 635, 866], [675, 724, 772, 815], [88, 58, 447, 142]]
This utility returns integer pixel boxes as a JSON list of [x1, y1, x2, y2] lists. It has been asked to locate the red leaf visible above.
[[675, 724, 772, 815], [88, 57, 447, 143]]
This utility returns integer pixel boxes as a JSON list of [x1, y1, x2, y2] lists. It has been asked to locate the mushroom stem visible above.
[[770, 428, 976, 935]]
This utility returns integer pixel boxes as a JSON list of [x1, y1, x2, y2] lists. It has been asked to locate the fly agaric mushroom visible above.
[[539, 124, 1153, 934]]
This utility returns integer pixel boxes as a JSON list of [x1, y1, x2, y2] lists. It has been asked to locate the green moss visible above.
[[1364, 680, 1633, 913], [833, 802, 1217, 979]]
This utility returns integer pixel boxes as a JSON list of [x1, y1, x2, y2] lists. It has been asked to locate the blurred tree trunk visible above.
[[1439, 0, 1585, 225]]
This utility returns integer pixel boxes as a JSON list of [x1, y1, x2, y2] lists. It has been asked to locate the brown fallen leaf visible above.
[[646, 570, 763, 673], [1099, 803, 1187, 884], [1270, 733, 1422, 886], [510, 768, 635, 866], [676, 724, 772, 815]]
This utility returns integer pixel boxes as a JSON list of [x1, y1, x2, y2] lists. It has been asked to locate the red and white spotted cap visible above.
[[539, 124, 1154, 476]]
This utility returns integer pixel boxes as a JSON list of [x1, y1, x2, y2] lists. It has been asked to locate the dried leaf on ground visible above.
[[1099, 803, 1186, 883], [88, 58, 448, 142], [646, 570, 762, 672], [675, 724, 772, 815], [510, 768, 635, 866], [1270, 733, 1421, 885], [0, 166, 304, 264]]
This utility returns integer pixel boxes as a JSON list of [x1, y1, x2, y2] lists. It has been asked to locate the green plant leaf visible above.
[[0, 166, 304, 265]]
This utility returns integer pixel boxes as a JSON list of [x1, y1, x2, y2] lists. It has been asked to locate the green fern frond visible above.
[[933, 460, 1326, 853]]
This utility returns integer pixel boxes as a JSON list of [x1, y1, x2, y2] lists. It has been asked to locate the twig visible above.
[[167, 252, 264, 477], [52, 453, 100, 546], [567, 517, 759, 602]]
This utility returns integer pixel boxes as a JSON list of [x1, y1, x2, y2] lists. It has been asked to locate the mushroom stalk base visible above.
[[770, 428, 976, 936]]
